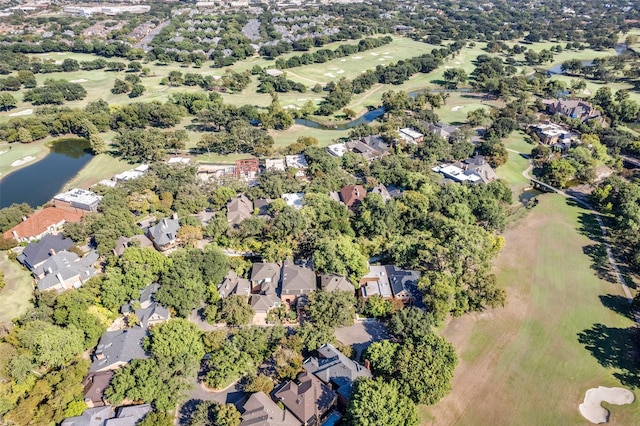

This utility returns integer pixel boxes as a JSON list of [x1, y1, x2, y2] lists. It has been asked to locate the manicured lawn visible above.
[[0, 252, 33, 324], [422, 195, 640, 425], [0, 140, 50, 178], [496, 130, 535, 195], [433, 92, 504, 125], [269, 124, 350, 148], [549, 75, 640, 103], [65, 151, 133, 189]]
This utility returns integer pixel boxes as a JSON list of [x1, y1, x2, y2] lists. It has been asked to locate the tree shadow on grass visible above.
[[577, 323, 640, 389], [599, 294, 635, 321], [583, 243, 620, 284], [178, 399, 201, 426]]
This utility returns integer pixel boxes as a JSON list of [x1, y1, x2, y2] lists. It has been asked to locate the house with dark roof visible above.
[[121, 284, 170, 328], [83, 371, 114, 408], [17, 234, 74, 272], [460, 155, 498, 184], [90, 328, 149, 372], [227, 194, 253, 228], [280, 258, 317, 306], [250, 294, 282, 314], [339, 185, 366, 210], [61, 404, 151, 426], [240, 391, 301, 426], [273, 372, 337, 426], [359, 265, 419, 303], [61, 405, 114, 426], [544, 99, 605, 124], [319, 274, 354, 294], [368, 184, 392, 203], [146, 217, 180, 251], [427, 122, 459, 140], [218, 271, 251, 298], [112, 235, 153, 256], [302, 343, 372, 406], [35, 250, 99, 292], [345, 135, 389, 162], [250, 262, 281, 294]]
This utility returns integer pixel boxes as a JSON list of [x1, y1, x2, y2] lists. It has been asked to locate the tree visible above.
[[148, 319, 204, 375], [129, 84, 146, 98], [18, 321, 85, 369], [295, 321, 337, 351], [244, 374, 274, 394], [363, 295, 394, 318], [112, 79, 131, 94], [0, 93, 17, 111], [312, 236, 368, 284], [218, 295, 254, 326], [307, 291, 356, 328], [442, 68, 467, 89], [345, 378, 418, 426], [191, 401, 241, 426]]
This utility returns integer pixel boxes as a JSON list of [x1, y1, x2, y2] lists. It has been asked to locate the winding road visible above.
[[511, 148, 638, 325]]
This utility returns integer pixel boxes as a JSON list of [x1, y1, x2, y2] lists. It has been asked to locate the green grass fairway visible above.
[[422, 195, 640, 425], [0, 252, 33, 324], [66, 152, 133, 189], [497, 131, 534, 195], [0, 140, 50, 178], [433, 92, 505, 125], [269, 124, 350, 148], [549, 75, 640, 103]]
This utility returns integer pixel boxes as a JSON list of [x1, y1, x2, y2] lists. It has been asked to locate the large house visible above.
[[359, 264, 419, 304], [90, 327, 149, 372], [285, 154, 308, 178], [53, 188, 102, 213], [240, 392, 301, 426], [544, 99, 605, 124], [432, 155, 497, 184], [17, 234, 74, 272], [339, 185, 366, 210], [121, 284, 170, 329], [113, 234, 154, 256], [427, 122, 459, 140], [83, 371, 114, 408], [280, 258, 316, 305], [345, 135, 389, 161], [227, 194, 253, 228], [398, 127, 424, 144], [319, 274, 354, 293], [61, 404, 151, 426], [249, 262, 282, 315], [218, 270, 251, 298], [235, 158, 260, 179], [3, 207, 83, 242], [302, 343, 372, 406], [273, 372, 337, 426], [35, 250, 99, 292], [147, 217, 180, 251]]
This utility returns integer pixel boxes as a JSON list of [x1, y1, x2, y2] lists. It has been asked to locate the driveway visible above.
[[334, 320, 390, 359], [178, 375, 249, 425]]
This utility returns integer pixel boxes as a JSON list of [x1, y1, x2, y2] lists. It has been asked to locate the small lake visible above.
[[546, 44, 630, 75], [0, 138, 93, 209]]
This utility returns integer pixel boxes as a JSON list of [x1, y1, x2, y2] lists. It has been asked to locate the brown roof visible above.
[[273, 372, 336, 424], [3, 207, 83, 240], [339, 185, 366, 208], [83, 370, 114, 405]]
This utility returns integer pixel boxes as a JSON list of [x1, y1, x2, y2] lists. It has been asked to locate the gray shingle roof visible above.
[[90, 328, 149, 372], [18, 234, 74, 270], [218, 271, 251, 298], [250, 263, 281, 295], [36, 250, 99, 291], [273, 372, 336, 424], [240, 392, 301, 426], [281, 258, 316, 296], [147, 218, 180, 247], [227, 194, 253, 227], [319, 275, 354, 293], [250, 294, 281, 313], [61, 406, 114, 426]]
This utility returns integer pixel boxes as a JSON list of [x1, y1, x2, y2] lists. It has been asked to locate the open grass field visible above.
[[65, 150, 133, 189], [421, 194, 640, 425], [433, 92, 505, 125], [0, 139, 50, 177], [0, 251, 33, 324], [497, 131, 535, 195], [549, 75, 640, 103]]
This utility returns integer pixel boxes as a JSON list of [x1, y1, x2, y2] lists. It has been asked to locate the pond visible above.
[[0, 138, 93, 209], [546, 44, 629, 75]]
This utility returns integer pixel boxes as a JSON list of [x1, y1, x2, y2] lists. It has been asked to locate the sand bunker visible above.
[[579, 387, 634, 424], [0, 150, 7, 156], [70, 79, 88, 83], [370, 52, 379, 56], [11, 156, 36, 167], [451, 106, 465, 111], [297, 98, 308, 101], [340, 59, 346, 62], [455, 61, 461, 65], [336, 70, 344, 74], [378, 58, 385, 61], [353, 56, 362, 59], [583, 89, 592, 95], [324, 72, 336, 78], [445, 65, 453, 69], [9, 109, 33, 117]]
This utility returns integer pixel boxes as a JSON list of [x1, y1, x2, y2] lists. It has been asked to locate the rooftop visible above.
[[90, 327, 149, 372], [54, 188, 102, 209], [3, 207, 83, 241]]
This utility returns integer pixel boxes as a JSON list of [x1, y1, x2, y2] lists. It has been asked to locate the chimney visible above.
[[56, 273, 64, 283], [49, 248, 56, 256], [12, 231, 19, 240], [172, 212, 178, 220], [364, 359, 371, 370], [22, 216, 27, 222], [162, 218, 168, 229]]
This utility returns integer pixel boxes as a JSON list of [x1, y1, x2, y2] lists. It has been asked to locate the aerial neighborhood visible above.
[[0, 0, 639, 425]]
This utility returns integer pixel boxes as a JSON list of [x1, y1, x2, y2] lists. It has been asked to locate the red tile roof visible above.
[[3, 207, 83, 240]]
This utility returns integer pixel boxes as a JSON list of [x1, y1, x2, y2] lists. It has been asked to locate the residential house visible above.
[[90, 328, 149, 372], [112, 165, 149, 183], [359, 265, 419, 303], [218, 270, 251, 298], [345, 135, 389, 161], [167, 156, 191, 165], [35, 250, 99, 292], [326, 143, 347, 157], [273, 372, 337, 426], [339, 185, 366, 210], [250, 294, 282, 315], [544, 99, 605, 124], [255, 198, 272, 218], [227, 194, 253, 227], [61, 404, 151, 426], [398, 127, 424, 144], [319, 274, 354, 294], [368, 184, 392, 203], [121, 284, 170, 328], [147, 217, 180, 251], [531, 122, 576, 150], [240, 391, 301, 426], [427, 122, 459, 140], [285, 154, 308, 178], [432, 155, 497, 185], [83, 371, 114, 408], [282, 193, 305, 209], [235, 158, 260, 179], [53, 188, 102, 213], [250, 262, 281, 294], [17, 234, 74, 271], [3, 207, 84, 243], [265, 158, 287, 172], [461, 155, 498, 184], [280, 258, 317, 306], [302, 343, 372, 406], [112, 235, 154, 256]]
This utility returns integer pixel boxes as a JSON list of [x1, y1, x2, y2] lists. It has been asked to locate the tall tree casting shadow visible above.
[[599, 294, 635, 321], [577, 323, 640, 389]]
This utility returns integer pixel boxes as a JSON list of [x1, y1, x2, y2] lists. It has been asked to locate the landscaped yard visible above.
[[421, 194, 640, 425], [496, 130, 535, 195], [0, 251, 33, 324]]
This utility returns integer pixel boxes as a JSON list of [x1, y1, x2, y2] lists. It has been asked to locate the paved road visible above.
[[518, 156, 639, 325]]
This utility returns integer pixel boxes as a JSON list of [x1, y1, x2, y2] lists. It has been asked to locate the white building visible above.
[[326, 143, 347, 157], [265, 158, 286, 172], [281, 193, 305, 209]]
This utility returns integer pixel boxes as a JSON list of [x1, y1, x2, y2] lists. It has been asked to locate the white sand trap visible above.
[[297, 98, 308, 101], [340, 59, 346, 62], [579, 387, 634, 424], [283, 105, 299, 110], [9, 109, 33, 117], [384, 52, 389, 54], [451, 106, 465, 111], [0, 150, 6, 155], [324, 72, 336, 78], [11, 156, 36, 167], [370, 52, 379, 56], [455, 61, 461, 65], [70, 79, 88, 83], [378, 58, 385, 61], [583, 89, 592, 95], [445, 65, 453, 69], [336, 70, 344, 74], [353, 56, 362, 59]]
